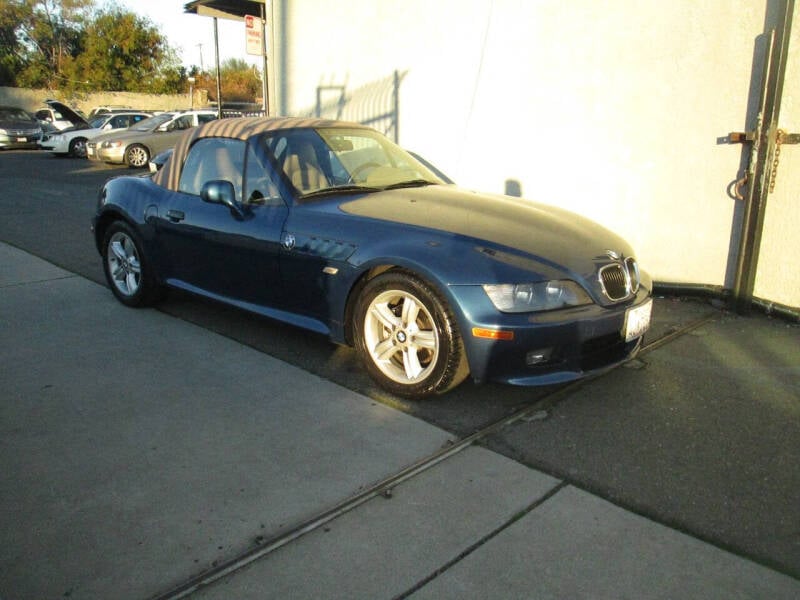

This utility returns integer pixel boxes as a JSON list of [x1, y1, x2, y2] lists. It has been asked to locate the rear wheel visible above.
[[68, 137, 87, 158], [124, 144, 150, 168], [354, 271, 469, 399], [102, 221, 161, 307]]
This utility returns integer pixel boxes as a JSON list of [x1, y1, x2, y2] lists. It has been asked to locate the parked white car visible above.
[[41, 112, 152, 157], [34, 100, 88, 131]]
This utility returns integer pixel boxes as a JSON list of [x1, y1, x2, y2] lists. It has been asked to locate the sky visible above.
[[117, 0, 262, 70]]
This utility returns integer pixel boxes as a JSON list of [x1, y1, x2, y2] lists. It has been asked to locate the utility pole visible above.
[[196, 43, 204, 72]]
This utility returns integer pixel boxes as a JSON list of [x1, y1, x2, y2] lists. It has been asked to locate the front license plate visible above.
[[17, 137, 27, 142], [624, 298, 652, 342]]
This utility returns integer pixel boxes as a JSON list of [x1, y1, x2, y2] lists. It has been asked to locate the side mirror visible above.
[[200, 180, 245, 218]]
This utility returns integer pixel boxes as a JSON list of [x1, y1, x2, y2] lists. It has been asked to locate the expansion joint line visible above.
[[149, 309, 715, 600], [392, 481, 569, 600]]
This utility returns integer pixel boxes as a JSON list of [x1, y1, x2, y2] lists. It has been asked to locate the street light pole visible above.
[[213, 17, 222, 119], [260, 3, 269, 115]]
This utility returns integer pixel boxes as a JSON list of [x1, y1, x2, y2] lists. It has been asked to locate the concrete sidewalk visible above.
[[1, 242, 798, 599]]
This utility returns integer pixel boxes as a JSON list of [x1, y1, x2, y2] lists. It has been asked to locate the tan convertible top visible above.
[[152, 116, 369, 191]]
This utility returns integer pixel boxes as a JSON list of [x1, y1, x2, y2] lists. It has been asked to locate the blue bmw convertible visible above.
[[92, 117, 652, 398]]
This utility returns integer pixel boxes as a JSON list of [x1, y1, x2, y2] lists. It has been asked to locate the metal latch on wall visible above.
[[728, 126, 799, 197]]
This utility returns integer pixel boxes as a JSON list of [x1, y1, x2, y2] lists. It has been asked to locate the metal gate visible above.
[[728, 0, 798, 315]]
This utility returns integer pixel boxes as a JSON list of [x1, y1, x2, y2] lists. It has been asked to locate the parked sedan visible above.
[[42, 112, 152, 157], [86, 110, 217, 168], [34, 99, 89, 131], [0, 106, 43, 149], [92, 117, 652, 398]]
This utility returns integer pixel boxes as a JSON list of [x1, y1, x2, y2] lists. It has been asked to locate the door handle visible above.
[[166, 209, 185, 222]]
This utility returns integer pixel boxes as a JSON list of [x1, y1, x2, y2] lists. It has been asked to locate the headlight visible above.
[[0, 128, 7, 135], [482, 280, 592, 313], [101, 140, 123, 148]]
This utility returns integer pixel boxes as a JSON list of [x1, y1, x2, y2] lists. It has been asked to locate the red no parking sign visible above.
[[245, 14, 262, 56]]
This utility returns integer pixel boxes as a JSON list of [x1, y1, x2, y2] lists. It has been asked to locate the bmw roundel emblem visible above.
[[283, 233, 296, 250], [605, 249, 621, 261]]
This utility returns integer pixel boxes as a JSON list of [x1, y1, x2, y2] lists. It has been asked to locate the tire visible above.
[[124, 144, 150, 168], [68, 137, 87, 158], [353, 271, 469, 399], [101, 221, 162, 307]]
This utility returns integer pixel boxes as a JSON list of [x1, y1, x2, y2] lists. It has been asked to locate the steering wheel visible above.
[[348, 162, 381, 183]]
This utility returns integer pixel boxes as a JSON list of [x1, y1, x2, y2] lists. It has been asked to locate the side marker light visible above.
[[472, 328, 514, 341]]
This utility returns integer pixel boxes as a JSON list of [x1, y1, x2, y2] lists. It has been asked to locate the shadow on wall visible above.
[[297, 71, 407, 143]]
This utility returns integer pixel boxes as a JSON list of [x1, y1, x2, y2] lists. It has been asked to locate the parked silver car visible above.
[[86, 110, 217, 168], [0, 106, 43, 150]]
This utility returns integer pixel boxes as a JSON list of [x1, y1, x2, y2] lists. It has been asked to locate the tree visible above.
[[62, 6, 184, 94], [13, 0, 92, 88], [195, 58, 262, 104], [0, 1, 27, 85], [1, 0, 186, 94]]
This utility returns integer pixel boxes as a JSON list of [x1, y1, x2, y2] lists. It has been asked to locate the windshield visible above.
[[132, 112, 174, 131], [0, 108, 34, 121], [89, 116, 107, 128], [263, 127, 443, 198]]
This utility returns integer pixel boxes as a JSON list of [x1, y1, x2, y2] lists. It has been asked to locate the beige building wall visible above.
[[274, 0, 798, 308], [0, 87, 192, 115]]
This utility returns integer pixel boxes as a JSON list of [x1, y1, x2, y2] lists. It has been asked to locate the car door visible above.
[[148, 114, 194, 155], [155, 136, 289, 306]]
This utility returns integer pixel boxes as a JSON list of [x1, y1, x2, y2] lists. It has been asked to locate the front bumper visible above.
[[451, 285, 653, 385], [87, 143, 125, 163], [0, 132, 41, 150]]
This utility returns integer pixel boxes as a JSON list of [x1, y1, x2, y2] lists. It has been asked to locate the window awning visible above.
[[183, 0, 266, 22]]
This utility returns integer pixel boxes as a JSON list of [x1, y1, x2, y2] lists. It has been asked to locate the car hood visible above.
[[0, 117, 40, 129], [340, 185, 636, 276], [45, 99, 88, 128], [60, 127, 102, 139]]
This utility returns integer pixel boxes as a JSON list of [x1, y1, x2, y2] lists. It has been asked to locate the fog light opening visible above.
[[526, 348, 554, 366]]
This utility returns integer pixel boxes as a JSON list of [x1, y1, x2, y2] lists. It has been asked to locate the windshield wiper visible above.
[[299, 184, 381, 200], [382, 179, 438, 190]]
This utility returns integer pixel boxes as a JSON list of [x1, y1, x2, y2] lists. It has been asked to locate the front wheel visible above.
[[68, 137, 87, 158], [124, 144, 150, 168], [353, 271, 469, 399], [102, 221, 162, 307]]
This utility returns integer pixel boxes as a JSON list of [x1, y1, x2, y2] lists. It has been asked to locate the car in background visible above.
[[87, 110, 217, 168], [0, 106, 43, 150], [92, 117, 652, 399], [34, 100, 88, 131], [148, 148, 173, 173], [41, 112, 152, 157], [88, 105, 133, 118]]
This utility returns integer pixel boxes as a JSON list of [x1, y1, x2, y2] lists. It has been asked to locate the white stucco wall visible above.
[[273, 0, 797, 308]]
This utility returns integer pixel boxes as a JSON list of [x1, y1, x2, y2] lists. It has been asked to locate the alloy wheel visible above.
[[362, 289, 440, 385], [106, 231, 141, 297]]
